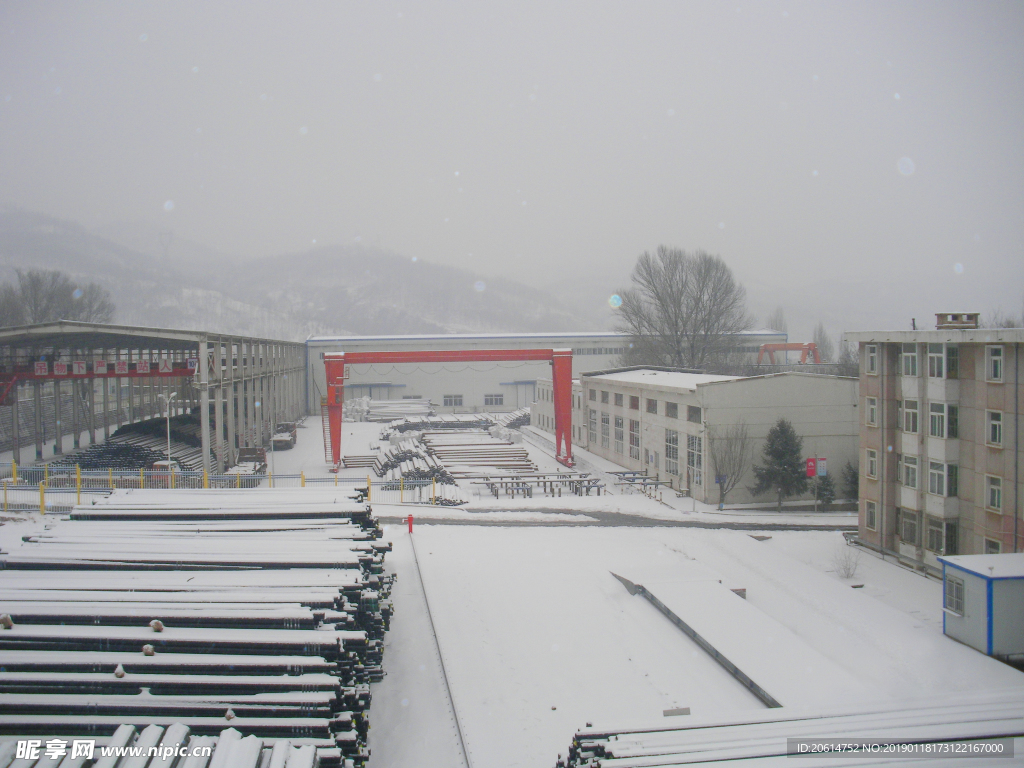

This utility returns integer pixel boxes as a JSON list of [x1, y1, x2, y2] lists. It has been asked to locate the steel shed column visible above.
[[199, 335, 211, 475]]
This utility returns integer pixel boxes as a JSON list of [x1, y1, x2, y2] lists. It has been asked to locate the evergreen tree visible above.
[[750, 418, 807, 512], [815, 472, 836, 511], [841, 460, 859, 500]]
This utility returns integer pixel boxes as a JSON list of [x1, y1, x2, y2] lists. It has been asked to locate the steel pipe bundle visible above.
[[0, 491, 395, 766]]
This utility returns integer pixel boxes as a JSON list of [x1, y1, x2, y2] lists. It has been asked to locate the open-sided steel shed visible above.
[[0, 321, 306, 472]]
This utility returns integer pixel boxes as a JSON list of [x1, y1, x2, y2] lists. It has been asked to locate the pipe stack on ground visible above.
[[0, 489, 394, 767]]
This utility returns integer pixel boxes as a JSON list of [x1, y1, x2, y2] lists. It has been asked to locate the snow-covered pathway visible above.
[[366, 529, 467, 768]]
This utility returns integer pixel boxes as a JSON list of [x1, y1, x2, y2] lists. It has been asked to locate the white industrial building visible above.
[[305, 330, 786, 415], [533, 367, 859, 505]]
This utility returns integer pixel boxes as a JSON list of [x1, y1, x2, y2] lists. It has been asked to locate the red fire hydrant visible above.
[[407, 514, 414, 534]]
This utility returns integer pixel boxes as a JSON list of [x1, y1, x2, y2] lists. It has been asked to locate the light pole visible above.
[[159, 392, 177, 471]]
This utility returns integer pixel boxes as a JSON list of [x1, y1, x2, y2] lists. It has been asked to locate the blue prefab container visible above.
[[937, 553, 1024, 659]]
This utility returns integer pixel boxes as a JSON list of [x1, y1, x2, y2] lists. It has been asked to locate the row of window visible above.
[[441, 394, 505, 407], [864, 343, 1005, 382], [586, 390, 701, 422], [864, 397, 1005, 446], [586, 411, 702, 483], [572, 347, 627, 356]]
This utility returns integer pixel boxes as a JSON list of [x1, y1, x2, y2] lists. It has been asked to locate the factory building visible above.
[[533, 367, 858, 504]]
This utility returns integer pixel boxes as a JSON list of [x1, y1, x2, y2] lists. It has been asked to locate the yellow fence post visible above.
[[140, 467, 145, 489], [109, 468, 113, 490], [432, 477, 436, 505], [269, 472, 273, 488], [334, 473, 338, 487], [39, 482, 45, 514], [366, 475, 371, 502], [76, 464, 81, 506], [203, 469, 208, 489], [3, 480, 7, 514], [301, 471, 306, 488], [236, 472, 241, 489], [170, 467, 175, 489], [12, 461, 17, 484]]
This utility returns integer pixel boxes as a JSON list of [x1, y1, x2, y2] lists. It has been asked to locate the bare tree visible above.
[[985, 309, 1023, 328], [16, 269, 77, 324], [812, 320, 834, 362], [0, 269, 115, 327], [836, 333, 858, 377], [616, 246, 751, 370], [765, 306, 787, 333], [706, 421, 753, 508], [74, 283, 115, 323]]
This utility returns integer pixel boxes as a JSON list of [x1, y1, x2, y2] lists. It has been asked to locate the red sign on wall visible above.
[[806, 458, 817, 478]]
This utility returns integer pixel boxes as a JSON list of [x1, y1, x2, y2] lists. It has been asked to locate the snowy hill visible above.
[[0, 208, 607, 340]]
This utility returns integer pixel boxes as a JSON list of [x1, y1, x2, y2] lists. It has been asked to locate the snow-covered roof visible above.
[[584, 369, 740, 390], [306, 329, 786, 344], [938, 553, 1024, 579]]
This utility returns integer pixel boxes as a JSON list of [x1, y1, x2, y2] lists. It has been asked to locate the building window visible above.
[[947, 405, 959, 438], [945, 345, 959, 379], [614, 393, 624, 407], [927, 343, 944, 378], [629, 396, 640, 410], [864, 500, 877, 530], [945, 521, 958, 554], [601, 390, 609, 404], [687, 405, 702, 423], [589, 409, 597, 444], [402, 394, 423, 399], [589, 389, 596, 401], [866, 449, 877, 479], [987, 476, 1002, 512], [984, 539, 1001, 555], [686, 434, 703, 486], [901, 343, 918, 377], [866, 397, 877, 426], [665, 402, 678, 419], [903, 455, 918, 489], [903, 399, 919, 434], [987, 411, 1003, 446], [926, 516, 945, 553], [614, 416, 624, 454], [928, 461, 945, 496], [987, 346, 1003, 382], [484, 393, 504, 406], [443, 394, 463, 407], [947, 464, 959, 497], [601, 412, 610, 449], [629, 419, 640, 460], [646, 398, 658, 414], [929, 403, 946, 438], [944, 574, 964, 615], [866, 344, 877, 374], [665, 429, 679, 475], [901, 510, 919, 545]]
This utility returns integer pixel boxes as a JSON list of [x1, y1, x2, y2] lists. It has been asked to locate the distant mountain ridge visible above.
[[0, 208, 605, 340]]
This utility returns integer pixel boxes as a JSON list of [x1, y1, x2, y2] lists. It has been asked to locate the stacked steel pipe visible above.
[[0, 490, 393, 767]]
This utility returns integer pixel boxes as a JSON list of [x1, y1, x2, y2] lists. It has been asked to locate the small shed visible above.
[[937, 553, 1024, 660]]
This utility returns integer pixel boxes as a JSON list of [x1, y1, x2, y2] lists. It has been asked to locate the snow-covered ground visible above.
[[379, 525, 1024, 768]]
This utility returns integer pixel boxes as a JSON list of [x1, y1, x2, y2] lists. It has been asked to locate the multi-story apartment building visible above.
[[846, 313, 1023, 569], [532, 367, 858, 504]]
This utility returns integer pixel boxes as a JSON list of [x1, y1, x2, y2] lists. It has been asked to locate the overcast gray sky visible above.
[[2, 1, 1022, 332]]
